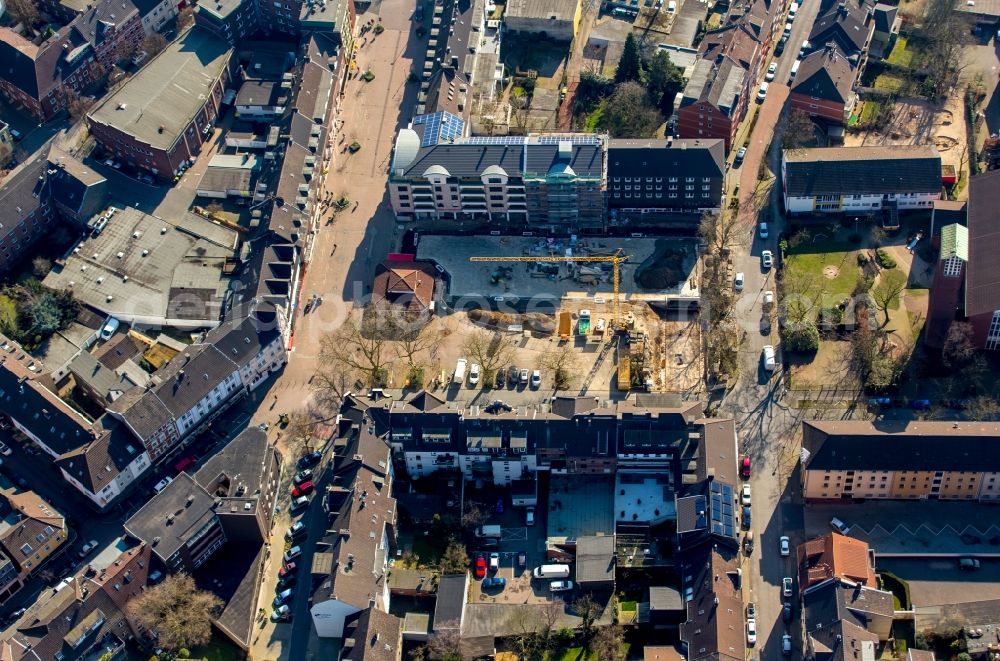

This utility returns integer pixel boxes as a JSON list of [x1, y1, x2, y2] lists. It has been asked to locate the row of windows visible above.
[[614, 185, 711, 191], [613, 192, 711, 199], [611, 177, 711, 183]]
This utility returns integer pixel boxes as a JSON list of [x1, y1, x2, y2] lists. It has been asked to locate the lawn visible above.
[[545, 643, 632, 660], [886, 36, 914, 67], [859, 99, 885, 126], [874, 74, 907, 92], [784, 241, 860, 306], [188, 634, 243, 661]]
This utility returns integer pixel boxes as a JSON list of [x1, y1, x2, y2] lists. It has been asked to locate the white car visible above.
[[763, 290, 774, 307], [489, 552, 499, 570], [549, 580, 574, 592], [783, 576, 794, 597], [757, 82, 769, 102], [765, 62, 777, 81], [830, 517, 850, 534], [530, 370, 541, 388], [78, 540, 98, 558], [741, 484, 752, 506], [746, 618, 757, 645], [759, 222, 769, 239], [779, 535, 790, 556], [526, 507, 535, 526], [469, 363, 481, 386], [734, 272, 745, 291], [0, 441, 11, 457], [762, 250, 774, 269]]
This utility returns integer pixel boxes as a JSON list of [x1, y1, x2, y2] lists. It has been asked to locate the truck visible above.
[[558, 311, 572, 341], [578, 309, 591, 335], [532, 564, 571, 579], [454, 358, 468, 384], [475, 524, 502, 538]]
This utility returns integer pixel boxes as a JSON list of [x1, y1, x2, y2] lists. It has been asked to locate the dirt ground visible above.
[[845, 94, 967, 189]]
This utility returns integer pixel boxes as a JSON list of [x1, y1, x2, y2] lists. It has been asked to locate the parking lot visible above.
[[878, 558, 1000, 607]]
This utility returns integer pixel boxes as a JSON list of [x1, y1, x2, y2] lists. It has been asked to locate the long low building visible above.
[[782, 146, 943, 215], [801, 420, 1000, 501], [86, 27, 234, 180]]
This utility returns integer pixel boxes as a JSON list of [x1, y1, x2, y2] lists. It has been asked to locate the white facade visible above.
[[784, 191, 940, 214], [60, 447, 151, 508], [174, 370, 243, 437], [238, 337, 287, 392], [310, 599, 361, 639], [404, 450, 459, 478], [139, 0, 180, 33]]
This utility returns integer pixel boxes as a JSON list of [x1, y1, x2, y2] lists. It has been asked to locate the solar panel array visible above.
[[460, 134, 604, 147], [709, 482, 736, 538], [461, 135, 529, 146], [535, 134, 603, 146], [413, 111, 466, 147]]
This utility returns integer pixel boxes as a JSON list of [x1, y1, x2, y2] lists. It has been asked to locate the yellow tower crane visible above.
[[468, 251, 631, 329]]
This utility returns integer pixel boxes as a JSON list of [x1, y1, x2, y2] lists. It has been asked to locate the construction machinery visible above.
[[468, 250, 631, 328]]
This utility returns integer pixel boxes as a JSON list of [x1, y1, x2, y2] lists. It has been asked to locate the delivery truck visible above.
[[578, 309, 591, 335], [533, 564, 571, 579], [558, 311, 572, 341], [454, 358, 468, 384], [476, 524, 502, 537]]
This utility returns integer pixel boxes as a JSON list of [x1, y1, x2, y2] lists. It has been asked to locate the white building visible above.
[[782, 146, 942, 215]]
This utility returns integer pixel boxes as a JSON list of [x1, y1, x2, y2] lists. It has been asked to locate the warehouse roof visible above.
[[87, 28, 232, 151]]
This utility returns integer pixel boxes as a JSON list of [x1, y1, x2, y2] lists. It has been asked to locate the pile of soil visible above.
[[637, 245, 688, 290], [469, 309, 556, 333]]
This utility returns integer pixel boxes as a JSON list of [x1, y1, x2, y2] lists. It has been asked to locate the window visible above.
[[988, 310, 1000, 350], [944, 256, 963, 278]]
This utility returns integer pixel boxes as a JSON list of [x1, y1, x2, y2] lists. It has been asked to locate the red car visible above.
[[740, 456, 751, 480], [291, 481, 315, 498], [279, 562, 297, 577], [474, 555, 487, 579]]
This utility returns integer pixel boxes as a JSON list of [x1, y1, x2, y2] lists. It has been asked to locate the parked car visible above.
[[291, 481, 314, 497], [0, 441, 12, 456], [519, 368, 529, 384], [482, 576, 507, 589], [763, 290, 774, 308], [746, 618, 757, 645], [507, 365, 520, 386], [494, 370, 505, 389], [294, 469, 313, 485], [782, 601, 793, 622], [741, 484, 752, 505], [526, 507, 535, 526], [284, 546, 301, 563], [735, 272, 745, 291], [782, 576, 794, 597], [779, 536, 790, 556], [776, 35, 787, 55], [517, 550, 527, 568], [830, 517, 849, 534], [290, 495, 310, 511], [469, 363, 481, 386], [277, 573, 296, 588], [285, 522, 307, 541], [153, 476, 173, 493], [765, 62, 777, 81], [480, 538, 499, 550], [756, 81, 769, 102], [78, 540, 98, 558], [273, 588, 294, 607], [489, 552, 500, 571], [747, 602, 756, 619], [279, 562, 297, 577], [496, 497, 504, 514], [530, 370, 542, 388], [549, 580, 574, 592], [735, 146, 747, 165], [759, 222, 769, 239], [474, 556, 487, 579], [762, 250, 773, 269], [271, 605, 291, 622], [298, 451, 322, 469], [782, 634, 793, 655], [742, 506, 752, 529], [959, 558, 981, 570], [740, 456, 751, 479]]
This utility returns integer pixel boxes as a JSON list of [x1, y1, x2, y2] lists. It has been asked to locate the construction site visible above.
[[412, 235, 704, 396]]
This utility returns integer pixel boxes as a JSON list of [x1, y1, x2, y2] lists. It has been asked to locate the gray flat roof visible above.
[[87, 28, 232, 151], [43, 206, 237, 327]]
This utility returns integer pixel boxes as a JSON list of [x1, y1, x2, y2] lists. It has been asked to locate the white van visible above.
[[756, 82, 769, 102], [453, 358, 467, 384], [762, 345, 776, 371], [789, 60, 800, 82], [533, 564, 571, 579], [783, 21, 792, 36], [788, 1, 798, 17], [667, 0, 676, 11]]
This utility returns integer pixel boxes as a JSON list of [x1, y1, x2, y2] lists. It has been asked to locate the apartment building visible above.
[[388, 129, 606, 228], [802, 420, 1000, 501], [782, 146, 942, 215], [0, 490, 69, 607], [309, 426, 397, 638], [0, 0, 144, 120], [194, 0, 356, 44], [87, 28, 234, 180], [606, 138, 725, 217], [790, 43, 859, 125]]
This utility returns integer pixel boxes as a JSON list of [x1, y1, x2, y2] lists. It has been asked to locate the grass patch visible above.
[[546, 644, 631, 661], [620, 601, 637, 612], [408, 533, 448, 566], [879, 571, 911, 610], [886, 36, 913, 67], [189, 635, 243, 661], [784, 242, 860, 305], [583, 104, 604, 132], [874, 74, 906, 92]]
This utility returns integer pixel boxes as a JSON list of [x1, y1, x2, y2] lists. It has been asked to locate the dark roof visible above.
[[964, 169, 1000, 316], [106, 384, 174, 442], [124, 472, 219, 563], [681, 57, 746, 116], [55, 419, 145, 496], [195, 543, 267, 649], [783, 146, 941, 197], [803, 582, 888, 661], [802, 420, 1000, 472], [235, 80, 284, 108], [809, 0, 874, 54], [0, 145, 50, 251], [679, 544, 744, 661], [93, 333, 144, 370], [0, 355, 94, 455], [195, 427, 276, 500], [649, 586, 684, 612], [343, 607, 403, 661], [434, 574, 468, 629], [697, 418, 738, 485], [873, 3, 896, 33], [148, 344, 238, 417], [607, 139, 725, 180], [201, 302, 282, 368], [792, 45, 855, 104], [576, 535, 615, 584]]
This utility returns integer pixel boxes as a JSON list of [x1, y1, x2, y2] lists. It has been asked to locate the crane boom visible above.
[[469, 251, 630, 328]]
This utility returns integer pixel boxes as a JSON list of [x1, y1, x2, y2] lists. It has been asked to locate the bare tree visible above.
[[128, 574, 222, 653], [506, 608, 541, 659], [781, 271, 822, 326], [699, 209, 744, 257], [284, 409, 330, 459], [439, 538, 469, 574], [140, 33, 169, 58], [870, 270, 907, 328], [942, 321, 977, 368], [176, 5, 195, 30], [60, 87, 94, 121], [395, 322, 441, 388], [318, 307, 392, 389], [461, 328, 515, 384], [965, 395, 1000, 420], [539, 600, 565, 651], [6, 0, 39, 26], [426, 622, 462, 660], [461, 501, 487, 530], [590, 624, 625, 660], [541, 343, 579, 390], [573, 594, 601, 639], [782, 109, 817, 150]]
